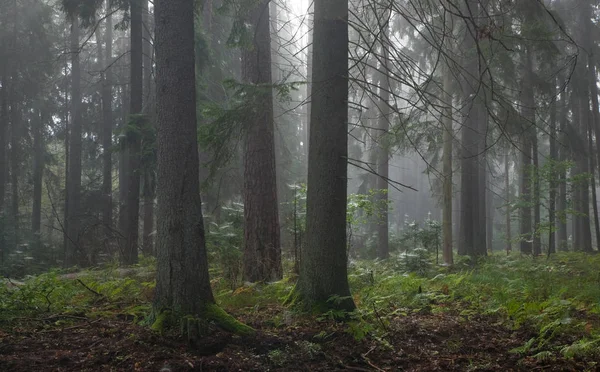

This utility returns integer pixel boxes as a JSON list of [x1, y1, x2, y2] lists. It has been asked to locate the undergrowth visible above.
[[2, 251, 600, 364], [347, 252, 600, 361]]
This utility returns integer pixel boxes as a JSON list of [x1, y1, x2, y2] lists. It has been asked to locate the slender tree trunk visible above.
[[65, 19, 82, 267], [557, 83, 569, 251], [486, 169, 493, 253], [587, 118, 600, 248], [297, 0, 355, 311], [241, 0, 282, 282], [32, 107, 44, 242], [142, 0, 155, 256], [376, 12, 390, 260], [0, 71, 7, 263], [101, 3, 114, 233], [121, 0, 144, 265], [519, 45, 534, 255], [532, 133, 541, 255], [548, 79, 558, 255], [9, 68, 20, 248], [442, 63, 453, 265], [505, 153, 512, 254], [153, 0, 215, 316]]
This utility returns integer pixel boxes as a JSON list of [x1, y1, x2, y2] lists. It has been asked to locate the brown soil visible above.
[[0, 306, 594, 371]]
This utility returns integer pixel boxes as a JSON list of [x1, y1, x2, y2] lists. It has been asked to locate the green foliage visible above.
[[206, 203, 244, 288], [346, 253, 600, 360]]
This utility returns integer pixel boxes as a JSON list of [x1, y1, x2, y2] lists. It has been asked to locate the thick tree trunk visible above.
[[297, 0, 355, 311], [153, 0, 215, 315], [241, 0, 282, 282], [65, 19, 82, 267]]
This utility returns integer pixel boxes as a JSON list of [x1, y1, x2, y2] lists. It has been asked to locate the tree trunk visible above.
[[153, 0, 215, 316], [532, 133, 541, 255], [101, 2, 114, 233], [557, 83, 569, 251], [241, 0, 282, 282], [376, 12, 390, 260], [548, 79, 558, 255], [32, 107, 44, 241], [65, 18, 82, 267], [505, 153, 512, 254], [442, 62, 453, 265], [519, 45, 534, 255], [121, 0, 144, 265], [0, 71, 7, 263], [142, 0, 155, 256], [459, 0, 481, 256], [296, 0, 355, 312]]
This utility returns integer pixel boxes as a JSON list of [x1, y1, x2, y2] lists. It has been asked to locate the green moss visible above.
[[150, 309, 172, 333], [203, 303, 255, 336]]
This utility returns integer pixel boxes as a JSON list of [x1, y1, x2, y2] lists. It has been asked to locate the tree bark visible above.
[[241, 0, 282, 282], [548, 79, 558, 255], [376, 10, 390, 260], [101, 2, 114, 233], [153, 0, 215, 315], [142, 0, 155, 256], [121, 0, 144, 265], [65, 18, 82, 267], [519, 45, 534, 255], [32, 107, 44, 241], [296, 0, 355, 311], [442, 62, 453, 265], [505, 153, 512, 254], [0, 71, 7, 263]]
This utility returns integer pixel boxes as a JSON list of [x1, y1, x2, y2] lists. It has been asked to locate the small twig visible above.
[[44, 288, 55, 312], [360, 354, 386, 372], [76, 279, 103, 297], [372, 302, 390, 333]]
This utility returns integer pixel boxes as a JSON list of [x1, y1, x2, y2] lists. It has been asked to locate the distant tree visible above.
[[241, 0, 282, 282]]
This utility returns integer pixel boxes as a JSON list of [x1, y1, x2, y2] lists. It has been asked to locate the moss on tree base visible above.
[[151, 304, 255, 339]]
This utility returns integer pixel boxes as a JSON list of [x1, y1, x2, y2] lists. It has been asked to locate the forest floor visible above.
[[1, 253, 600, 371]]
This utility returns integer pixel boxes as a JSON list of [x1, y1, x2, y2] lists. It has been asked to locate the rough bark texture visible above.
[[297, 0, 355, 312], [241, 0, 282, 282], [442, 64, 453, 265], [153, 0, 215, 315], [65, 19, 82, 267], [376, 15, 390, 260]]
